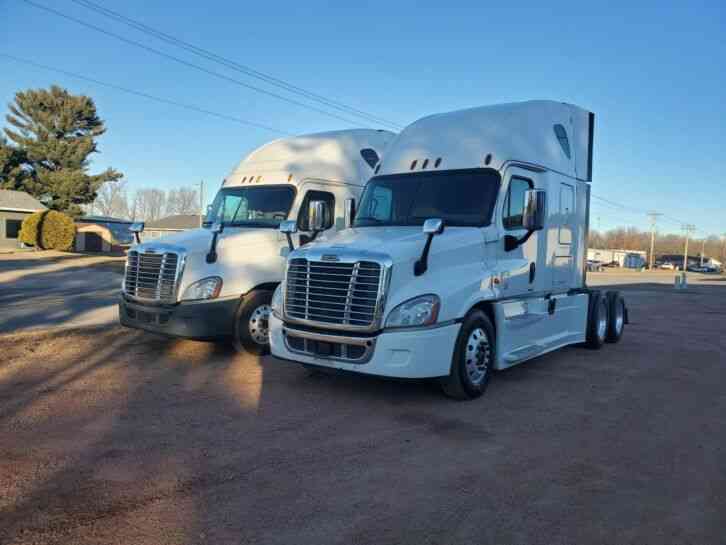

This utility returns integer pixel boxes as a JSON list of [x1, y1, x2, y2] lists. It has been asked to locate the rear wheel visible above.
[[585, 292, 609, 349], [605, 291, 626, 343], [440, 310, 495, 400], [233, 290, 273, 355]]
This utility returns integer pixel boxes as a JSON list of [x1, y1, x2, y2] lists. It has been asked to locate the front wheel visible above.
[[233, 290, 273, 355], [440, 310, 495, 400]]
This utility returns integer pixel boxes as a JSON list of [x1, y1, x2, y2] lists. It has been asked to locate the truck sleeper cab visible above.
[[269, 101, 627, 399], [119, 129, 395, 353]]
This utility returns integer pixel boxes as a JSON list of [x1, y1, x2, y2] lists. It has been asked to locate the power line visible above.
[[68, 0, 402, 130], [0, 54, 292, 136], [591, 193, 698, 232], [20, 0, 378, 129]]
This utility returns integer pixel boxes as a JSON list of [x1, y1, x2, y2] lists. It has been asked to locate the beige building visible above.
[[75, 216, 134, 253], [0, 189, 47, 250], [142, 214, 201, 241]]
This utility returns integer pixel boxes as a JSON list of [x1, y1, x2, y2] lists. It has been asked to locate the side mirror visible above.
[[129, 222, 145, 244], [344, 198, 356, 229], [523, 189, 546, 231], [415, 218, 444, 276], [279, 220, 298, 252], [206, 222, 224, 263], [422, 218, 444, 235], [279, 220, 298, 234], [308, 200, 330, 233]]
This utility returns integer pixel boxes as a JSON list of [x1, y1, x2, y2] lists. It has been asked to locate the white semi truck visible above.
[[269, 101, 628, 399], [119, 129, 395, 353]]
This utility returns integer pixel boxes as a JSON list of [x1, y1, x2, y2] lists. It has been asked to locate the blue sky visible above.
[[1, 0, 724, 236]]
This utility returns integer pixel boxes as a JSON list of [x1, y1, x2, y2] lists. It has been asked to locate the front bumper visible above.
[[119, 295, 239, 340], [269, 314, 460, 378]]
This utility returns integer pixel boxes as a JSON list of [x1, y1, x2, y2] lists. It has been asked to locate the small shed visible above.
[[142, 214, 201, 241], [75, 216, 134, 253], [0, 190, 47, 249]]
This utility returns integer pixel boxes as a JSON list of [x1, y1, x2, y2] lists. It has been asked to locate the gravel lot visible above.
[[0, 251, 124, 334], [1, 271, 725, 544]]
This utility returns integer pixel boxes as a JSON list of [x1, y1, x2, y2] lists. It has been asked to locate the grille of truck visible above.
[[124, 250, 180, 304], [285, 258, 383, 328]]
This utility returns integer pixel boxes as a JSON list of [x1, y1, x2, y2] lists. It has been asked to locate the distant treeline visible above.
[[589, 227, 724, 260]]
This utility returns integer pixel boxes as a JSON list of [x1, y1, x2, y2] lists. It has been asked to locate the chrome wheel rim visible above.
[[248, 304, 271, 345], [464, 327, 490, 385], [597, 301, 608, 341], [614, 301, 624, 335]]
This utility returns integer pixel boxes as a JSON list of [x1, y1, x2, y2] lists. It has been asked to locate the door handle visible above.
[[529, 262, 536, 283]]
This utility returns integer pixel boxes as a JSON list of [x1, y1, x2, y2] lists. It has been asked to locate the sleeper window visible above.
[[502, 177, 532, 230]]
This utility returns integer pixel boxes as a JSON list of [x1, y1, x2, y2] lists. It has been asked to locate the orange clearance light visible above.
[[288, 174, 293, 182]]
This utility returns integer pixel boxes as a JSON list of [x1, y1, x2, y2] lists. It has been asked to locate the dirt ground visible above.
[[0, 251, 125, 334], [1, 272, 725, 544]]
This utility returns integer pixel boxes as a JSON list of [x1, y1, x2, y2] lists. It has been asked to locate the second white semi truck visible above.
[[269, 101, 628, 399], [119, 129, 394, 353]]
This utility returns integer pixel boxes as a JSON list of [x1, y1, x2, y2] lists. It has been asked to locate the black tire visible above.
[[605, 291, 626, 343], [439, 310, 495, 400], [233, 290, 273, 355], [585, 292, 609, 350]]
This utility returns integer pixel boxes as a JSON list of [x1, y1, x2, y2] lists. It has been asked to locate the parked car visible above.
[[659, 262, 676, 270], [587, 260, 604, 272]]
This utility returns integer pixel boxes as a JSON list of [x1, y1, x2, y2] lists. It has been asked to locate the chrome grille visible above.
[[285, 258, 382, 328], [124, 250, 180, 303]]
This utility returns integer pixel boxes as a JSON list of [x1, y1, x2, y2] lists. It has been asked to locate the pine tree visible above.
[[3, 85, 122, 215], [0, 136, 28, 189]]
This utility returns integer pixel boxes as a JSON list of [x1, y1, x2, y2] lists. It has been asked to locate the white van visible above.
[[119, 129, 395, 353], [269, 101, 628, 399]]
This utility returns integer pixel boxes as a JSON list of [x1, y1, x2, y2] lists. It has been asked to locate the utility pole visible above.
[[647, 212, 662, 269], [722, 233, 726, 266], [682, 224, 696, 272], [700, 238, 706, 267], [196, 180, 205, 227]]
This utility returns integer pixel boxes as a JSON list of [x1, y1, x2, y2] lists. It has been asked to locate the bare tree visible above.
[[132, 188, 166, 222], [94, 180, 129, 218], [166, 187, 199, 216]]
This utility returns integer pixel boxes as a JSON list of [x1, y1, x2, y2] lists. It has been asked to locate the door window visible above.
[[298, 190, 335, 231], [502, 177, 533, 230]]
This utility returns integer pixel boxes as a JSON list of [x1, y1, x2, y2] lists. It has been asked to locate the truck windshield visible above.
[[204, 185, 295, 228], [354, 169, 501, 228]]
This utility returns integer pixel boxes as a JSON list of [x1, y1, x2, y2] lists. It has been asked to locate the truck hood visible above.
[[133, 227, 282, 258], [293, 226, 490, 323], [304, 226, 435, 266]]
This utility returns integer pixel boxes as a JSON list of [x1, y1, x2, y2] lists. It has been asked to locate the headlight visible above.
[[271, 283, 283, 319], [385, 294, 440, 329], [181, 276, 222, 301]]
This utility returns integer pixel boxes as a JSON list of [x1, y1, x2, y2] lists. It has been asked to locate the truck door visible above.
[[497, 168, 544, 296], [552, 181, 576, 288]]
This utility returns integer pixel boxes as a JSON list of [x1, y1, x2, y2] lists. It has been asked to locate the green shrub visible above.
[[19, 210, 76, 251]]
